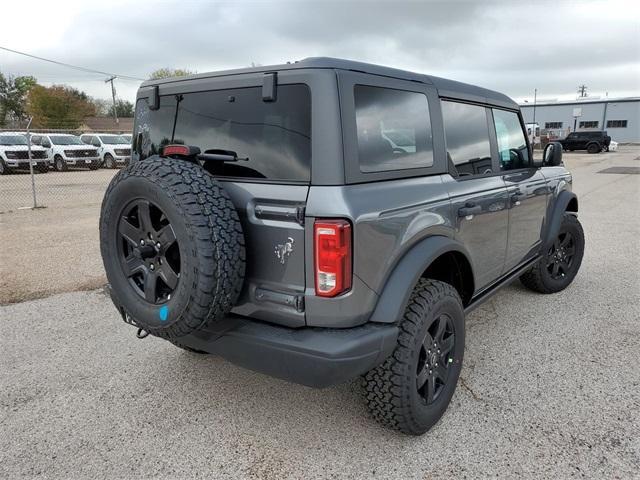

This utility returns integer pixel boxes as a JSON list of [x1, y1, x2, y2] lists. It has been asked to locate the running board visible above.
[[464, 256, 541, 314]]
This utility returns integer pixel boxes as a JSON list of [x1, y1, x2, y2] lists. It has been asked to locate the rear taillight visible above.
[[162, 144, 190, 156], [314, 219, 352, 297]]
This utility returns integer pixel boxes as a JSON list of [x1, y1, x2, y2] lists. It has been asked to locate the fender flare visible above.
[[542, 190, 578, 250], [368, 235, 474, 324]]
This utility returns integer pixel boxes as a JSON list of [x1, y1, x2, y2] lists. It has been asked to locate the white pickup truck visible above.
[[0, 132, 49, 174], [80, 133, 131, 169], [31, 133, 100, 171]]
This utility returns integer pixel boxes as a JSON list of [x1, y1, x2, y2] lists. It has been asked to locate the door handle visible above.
[[458, 203, 482, 217]]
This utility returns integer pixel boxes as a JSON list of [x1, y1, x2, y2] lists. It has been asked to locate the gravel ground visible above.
[[0, 169, 117, 304], [1, 147, 639, 479]]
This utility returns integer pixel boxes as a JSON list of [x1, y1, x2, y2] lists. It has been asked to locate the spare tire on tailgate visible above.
[[99, 156, 246, 339]]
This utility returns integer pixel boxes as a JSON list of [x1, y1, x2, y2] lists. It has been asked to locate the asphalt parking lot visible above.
[[1, 147, 639, 478]]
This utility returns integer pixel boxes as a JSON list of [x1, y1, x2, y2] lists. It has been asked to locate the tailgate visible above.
[[222, 181, 309, 327]]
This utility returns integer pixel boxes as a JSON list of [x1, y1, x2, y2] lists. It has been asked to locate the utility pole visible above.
[[577, 84, 588, 98], [105, 76, 119, 125], [531, 88, 538, 148]]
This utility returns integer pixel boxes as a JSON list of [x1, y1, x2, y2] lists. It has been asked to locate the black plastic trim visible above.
[[176, 318, 399, 388], [542, 190, 577, 250], [464, 255, 540, 314]]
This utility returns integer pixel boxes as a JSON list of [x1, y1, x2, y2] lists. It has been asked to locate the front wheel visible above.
[[104, 154, 116, 169], [363, 279, 465, 435], [0, 159, 8, 175], [54, 156, 67, 172], [520, 214, 584, 294]]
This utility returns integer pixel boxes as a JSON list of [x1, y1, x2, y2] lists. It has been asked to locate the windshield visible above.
[[0, 135, 28, 146], [50, 135, 83, 145], [99, 135, 127, 144]]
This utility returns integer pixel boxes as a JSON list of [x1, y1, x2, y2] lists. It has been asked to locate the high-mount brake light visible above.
[[314, 219, 352, 297], [162, 145, 190, 156]]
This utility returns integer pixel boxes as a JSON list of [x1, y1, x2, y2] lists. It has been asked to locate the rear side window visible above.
[[492, 109, 530, 171], [134, 84, 311, 182], [441, 101, 493, 177], [354, 85, 433, 173]]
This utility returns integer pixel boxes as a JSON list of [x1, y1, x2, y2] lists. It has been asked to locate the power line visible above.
[[0, 46, 145, 81]]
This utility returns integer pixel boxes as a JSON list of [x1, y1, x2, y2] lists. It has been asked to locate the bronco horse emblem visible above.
[[275, 237, 295, 265]]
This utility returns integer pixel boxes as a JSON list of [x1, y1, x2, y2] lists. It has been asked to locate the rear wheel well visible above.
[[421, 251, 474, 306], [566, 197, 578, 213]]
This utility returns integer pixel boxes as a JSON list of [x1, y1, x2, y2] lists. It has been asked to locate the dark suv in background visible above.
[[559, 130, 611, 153], [100, 58, 585, 435]]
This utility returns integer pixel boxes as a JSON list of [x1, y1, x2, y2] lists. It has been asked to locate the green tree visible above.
[[148, 68, 195, 80], [108, 99, 134, 117], [27, 84, 96, 129], [0, 73, 37, 126]]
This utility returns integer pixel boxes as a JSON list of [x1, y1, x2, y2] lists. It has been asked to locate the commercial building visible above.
[[520, 97, 640, 143]]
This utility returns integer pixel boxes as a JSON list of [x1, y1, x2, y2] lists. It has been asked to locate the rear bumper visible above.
[[177, 317, 398, 388]]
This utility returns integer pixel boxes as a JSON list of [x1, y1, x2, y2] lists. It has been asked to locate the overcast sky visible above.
[[2, 0, 639, 105]]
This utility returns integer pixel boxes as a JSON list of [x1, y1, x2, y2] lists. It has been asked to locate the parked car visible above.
[[79, 133, 131, 168], [558, 130, 611, 153], [99, 58, 584, 435], [0, 132, 49, 174], [31, 133, 100, 171]]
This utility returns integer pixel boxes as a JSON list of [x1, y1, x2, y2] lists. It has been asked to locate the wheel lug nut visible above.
[[429, 370, 432, 374], [150, 264, 155, 270], [156, 242, 161, 248], [140, 240, 145, 245]]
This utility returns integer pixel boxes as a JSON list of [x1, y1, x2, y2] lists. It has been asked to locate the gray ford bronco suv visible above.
[[100, 58, 584, 435]]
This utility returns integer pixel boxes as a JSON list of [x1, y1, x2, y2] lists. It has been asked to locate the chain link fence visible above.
[[0, 125, 131, 213]]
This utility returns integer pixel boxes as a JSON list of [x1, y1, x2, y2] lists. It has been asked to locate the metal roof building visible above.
[[520, 97, 640, 143]]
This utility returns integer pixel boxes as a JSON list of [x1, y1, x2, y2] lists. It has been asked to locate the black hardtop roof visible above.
[[141, 57, 518, 109]]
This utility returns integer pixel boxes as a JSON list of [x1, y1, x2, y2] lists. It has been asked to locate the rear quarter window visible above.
[[134, 84, 311, 182], [354, 85, 433, 173]]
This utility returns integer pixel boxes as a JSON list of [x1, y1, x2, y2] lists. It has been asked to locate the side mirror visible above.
[[543, 141, 563, 167]]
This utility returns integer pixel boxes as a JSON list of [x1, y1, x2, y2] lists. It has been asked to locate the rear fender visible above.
[[368, 236, 474, 324]]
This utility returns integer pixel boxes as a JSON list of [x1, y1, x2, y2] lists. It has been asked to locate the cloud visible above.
[[1, 0, 638, 102]]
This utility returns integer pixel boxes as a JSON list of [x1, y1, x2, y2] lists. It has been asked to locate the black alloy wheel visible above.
[[416, 313, 456, 405], [519, 213, 584, 294], [545, 231, 575, 280], [117, 198, 180, 304], [363, 279, 465, 435]]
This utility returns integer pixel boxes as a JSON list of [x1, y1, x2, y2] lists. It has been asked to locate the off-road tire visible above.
[[37, 164, 49, 173], [0, 159, 7, 175], [100, 157, 246, 339], [363, 279, 465, 435], [520, 214, 584, 294]]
